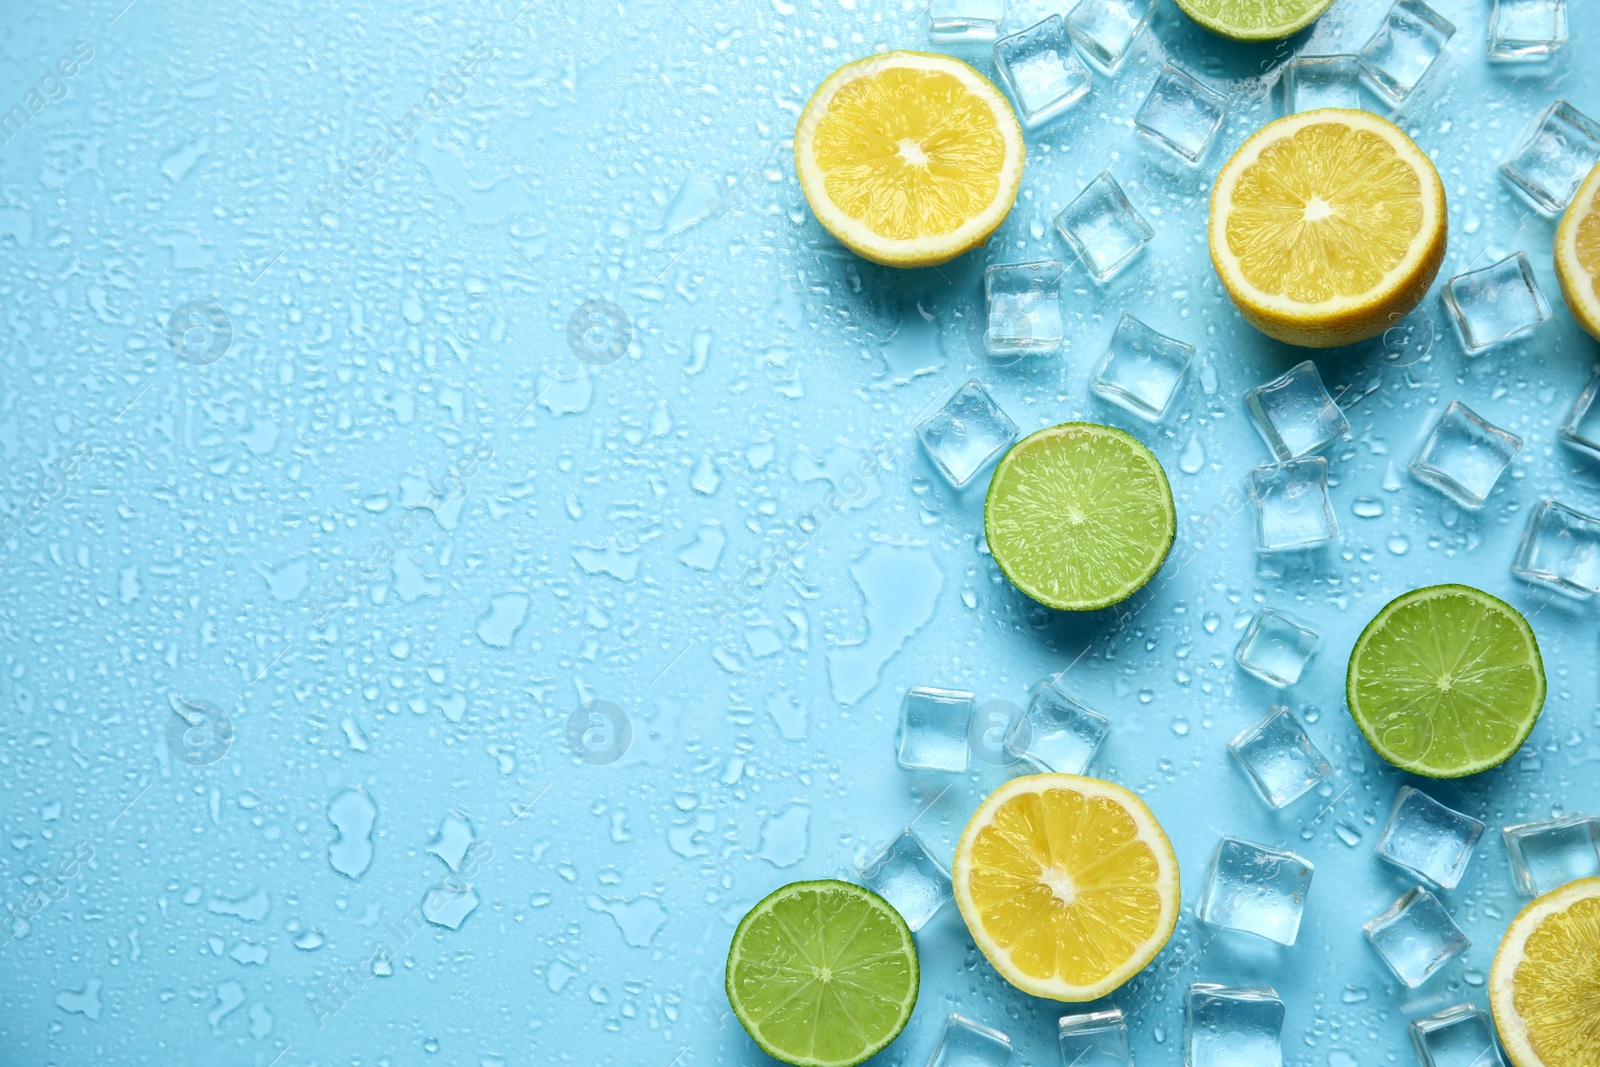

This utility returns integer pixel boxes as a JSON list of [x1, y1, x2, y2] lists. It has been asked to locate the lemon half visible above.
[[1490, 877, 1600, 1067], [952, 774, 1180, 1002], [1554, 161, 1600, 342], [1210, 109, 1447, 348], [794, 51, 1025, 268]]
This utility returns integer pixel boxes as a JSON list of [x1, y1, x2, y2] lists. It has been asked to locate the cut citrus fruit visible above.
[[1174, 0, 1336, 40], [725, 880, 918, 1067], [1210, 109, 1447, 348], [794, 51, 1025, 268], [953, 774, 1180, 1002], [985, 423, 1174, 612], [1346, 584, 1545, 778], [1554, 160, 1600, 343], [1490, 877, 1600, 1067]]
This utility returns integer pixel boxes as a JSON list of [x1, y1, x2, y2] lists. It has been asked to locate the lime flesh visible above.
[[1174, 0, 1336, 40], [1347, 585, 1546, 778], [984, 423, 1175, 612], [725, 880, 918, 1067]]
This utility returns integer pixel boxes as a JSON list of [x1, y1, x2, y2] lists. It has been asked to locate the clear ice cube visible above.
[[1410, 1004, 1508, 1067], [1229, 706, 1334, 809], [1407, 400, 1523, 508], [1441, 252, 1552, 352], [1363, 887, 1470, 988], [1090, 313, 1194, 421], [927, 1013, 1013, 1067], [1488, 0, 1568, 61], [1058, 1010, 1132, 1067], [1376, 786, 1485, 891], [1064, 0, 1152, 72], [1359, 0, 1456, 105], [1245, 360, 1350, 461], [1511, 499, 1600, 598], [1501, 814, 1600, 896], [915, 379, 1018, 489], [1004, 679, 1110, 774], [1185, 985, 1285, 1067], [994, 16, 1092, 129], [1281, 54, 1368, 113], [859, 828, 952, 931], [929, 0, 1006, 44], [1234, 608, 1319, 688], [1557, 364, 1600, 459], [1500, 99, 1600, 214], [985, 260, 1064, 358], [1055, 172, 1153, 283], [1248, 458, 1339, 552], [1135, 64, 1228, 163], [897, 685, 976, 772], [1198, 837, 1314, 946]]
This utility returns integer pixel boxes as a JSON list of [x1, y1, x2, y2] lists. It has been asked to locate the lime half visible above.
[[984, 423, 1175, 612], [1347, 585, 1546, 778], [726, 880, 918, 1067], [1174, 0, 1335, 40]]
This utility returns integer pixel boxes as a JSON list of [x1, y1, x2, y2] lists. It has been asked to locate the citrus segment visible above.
[[1174, 0, 1336, 40], [1490, 877, 1600, 1067], [953, 774, 1180, 1002], [1346, 584, 1545, 778], [984, 423, 1175, 612], [1211, 110, 1447, 347], [795, 52, 1025, 268], [1554, 160, 1600, 342], [726, 880, 918, 1067]]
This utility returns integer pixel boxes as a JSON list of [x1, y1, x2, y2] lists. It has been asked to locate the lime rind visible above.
[[1346, 584, 1546, 778], [1174, 0, 1336, 41], [984, 423, 1175, 612], [725, 879, 919, 1067]]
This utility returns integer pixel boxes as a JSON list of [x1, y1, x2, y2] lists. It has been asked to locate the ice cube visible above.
[[1003, 679, 1110, 774], [1376, 786, 1485, 891], [1055, 172, 1153, 283], [1089, 314, 1194, 421], [859, 828, 952, 931], [927, 1013, 1013, 1067], [985, 261, 1064, 358], [994, 16, 1092, 129], [1410, 1004, 1508, 1067], [1244, 360, 1350, 461], [1359, 0, 1456, 105], [1501, 814, 1600, 896], [1511, 499, 1600, 598], [1488, 0, 1568, 61], [1058, 1010, 1132, 1067], [1281, 54, 1368, 113], [1441, 252, 1552, 353], [1185, 984, 1285, 1067], [1229, 706, 1334, 809], [1363, 887, 1470, 988], [929, 0, 1006, 44], [1135, 64, 1228, 163], [915, 379, 1018, 488], [1064, 0, 1152, 72], [1407, 400, 1523, 509], [1198, 837, 1314, 946], [1500, 99, 1600, 214], [1234, 608, 1319, 688], [1557, 364, 1600, 459], [896, 686, 976, 772], [1248, 458, 1339, 552]]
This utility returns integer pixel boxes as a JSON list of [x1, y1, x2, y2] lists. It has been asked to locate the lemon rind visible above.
[[1489, 876, 1600, 1067], [794, 51, 1025, 268], [1554, 162, 1600, 343]]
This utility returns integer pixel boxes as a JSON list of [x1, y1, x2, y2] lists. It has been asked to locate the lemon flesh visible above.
[[795, 52, 1024, 268], [1491, 878, 1600, 1067], [953, 774, 1180, 1002], [1211, 109, 1447, 347], [1554, 161, 1600, 342]]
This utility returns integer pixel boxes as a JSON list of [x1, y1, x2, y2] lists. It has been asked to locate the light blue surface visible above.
[[1, 0, 1598, 1063]]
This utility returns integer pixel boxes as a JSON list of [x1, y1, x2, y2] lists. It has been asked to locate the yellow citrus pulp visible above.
[[1554, 161, 1600, 342], [1490, 877, 1600, 1067]]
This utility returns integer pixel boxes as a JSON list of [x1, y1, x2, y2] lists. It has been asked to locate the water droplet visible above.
[[327, 788, 377, 879], [1387, 534, 1409, 555], [1179, 435, 1205, 474], [1352, 497, 1384, 518]]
